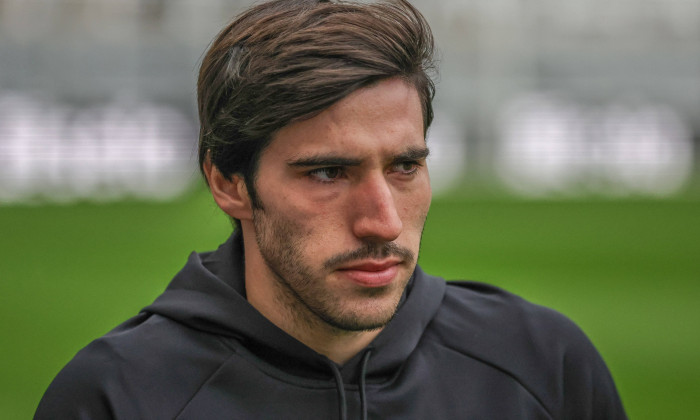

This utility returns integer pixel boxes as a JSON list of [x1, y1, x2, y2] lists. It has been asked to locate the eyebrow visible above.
[[393, 146, 430, 163], [287, 155, 363, 167], [287, 146, 430, 168]]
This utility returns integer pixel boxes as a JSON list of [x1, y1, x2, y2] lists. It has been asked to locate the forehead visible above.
[[265, 78, 425, 161]]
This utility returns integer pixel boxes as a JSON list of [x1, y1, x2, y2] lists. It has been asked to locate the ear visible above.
[[203, 159, 253, 221]]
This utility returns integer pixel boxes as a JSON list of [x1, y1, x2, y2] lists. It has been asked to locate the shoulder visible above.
[[35, 313, 234, 419], [438, 281, 585, 346], [431, 280, 595, 375], [424, 280, 626, 419]]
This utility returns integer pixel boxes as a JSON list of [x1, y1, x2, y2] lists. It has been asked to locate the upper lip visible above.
[[336, 259, 402, 272]]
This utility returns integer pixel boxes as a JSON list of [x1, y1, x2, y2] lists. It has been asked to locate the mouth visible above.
[[335, 259, 402, 288]]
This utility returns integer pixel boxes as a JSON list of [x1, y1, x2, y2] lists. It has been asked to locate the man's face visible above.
[[247, 77, 431, 332]]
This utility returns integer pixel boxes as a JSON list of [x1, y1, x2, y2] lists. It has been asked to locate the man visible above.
[[36, 0, 627, 418]]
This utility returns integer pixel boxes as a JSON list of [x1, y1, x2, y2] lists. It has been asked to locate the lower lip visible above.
[[338, 265, 399, 288]]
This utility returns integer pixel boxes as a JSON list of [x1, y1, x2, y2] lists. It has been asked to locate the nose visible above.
[[350, 173, 403, 242]]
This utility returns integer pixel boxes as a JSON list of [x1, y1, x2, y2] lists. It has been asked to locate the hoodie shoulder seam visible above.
[[430, 340, 555, 419]]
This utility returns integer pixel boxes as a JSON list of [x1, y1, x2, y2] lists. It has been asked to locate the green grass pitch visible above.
[[1, 188, 698, 418]]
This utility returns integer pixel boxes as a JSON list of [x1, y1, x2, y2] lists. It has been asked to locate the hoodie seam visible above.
[[431, 340, 555, 419], [173, 350, 239, 419]]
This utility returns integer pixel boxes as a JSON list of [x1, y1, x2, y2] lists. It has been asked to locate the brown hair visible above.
[[197, 0, 436, 209]]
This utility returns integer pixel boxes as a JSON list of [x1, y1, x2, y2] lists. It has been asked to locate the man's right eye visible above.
[[308, 167, 343, 182]]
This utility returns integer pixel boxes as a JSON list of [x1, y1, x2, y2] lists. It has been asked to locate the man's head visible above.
[[199, 0, 437, 346], [197, 0, 436, 224]]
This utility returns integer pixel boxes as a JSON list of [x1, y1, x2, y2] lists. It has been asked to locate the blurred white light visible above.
[[426, 111, 467, 195], [497, 92, 694, 197], [0, 92, 196, 204], [596, 103, 693, 196], [496, 93, 588, 196]]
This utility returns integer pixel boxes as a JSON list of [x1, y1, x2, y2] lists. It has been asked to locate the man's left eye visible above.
[[392, 161, 419, 174], [309, 167, 343, 182]]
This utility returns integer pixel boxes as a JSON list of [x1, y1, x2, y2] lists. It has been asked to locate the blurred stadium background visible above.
[[1, 0, 699, 418]]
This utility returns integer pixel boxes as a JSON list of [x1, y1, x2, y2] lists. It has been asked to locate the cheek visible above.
[[270, 182, 340, 217], [400, 186, 432, 229], [260, 183, 351, 249], [270, 199, 339, 247]]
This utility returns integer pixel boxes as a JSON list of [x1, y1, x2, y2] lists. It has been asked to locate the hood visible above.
[[143, 231, 446, 385]]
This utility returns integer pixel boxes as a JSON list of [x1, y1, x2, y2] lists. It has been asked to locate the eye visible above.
[[308, 167, 343, 182], [391, 161, 420, 175]]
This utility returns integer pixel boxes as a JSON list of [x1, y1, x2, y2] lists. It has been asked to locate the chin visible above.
[[321, 285, 405, 332], [322, 311, 396, 333]]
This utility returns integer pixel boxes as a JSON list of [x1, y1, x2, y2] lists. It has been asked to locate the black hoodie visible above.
[[35, 233, 626, 419]]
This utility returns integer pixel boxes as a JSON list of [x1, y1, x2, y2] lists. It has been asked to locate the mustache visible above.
[[323, 242, 415, 270]]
